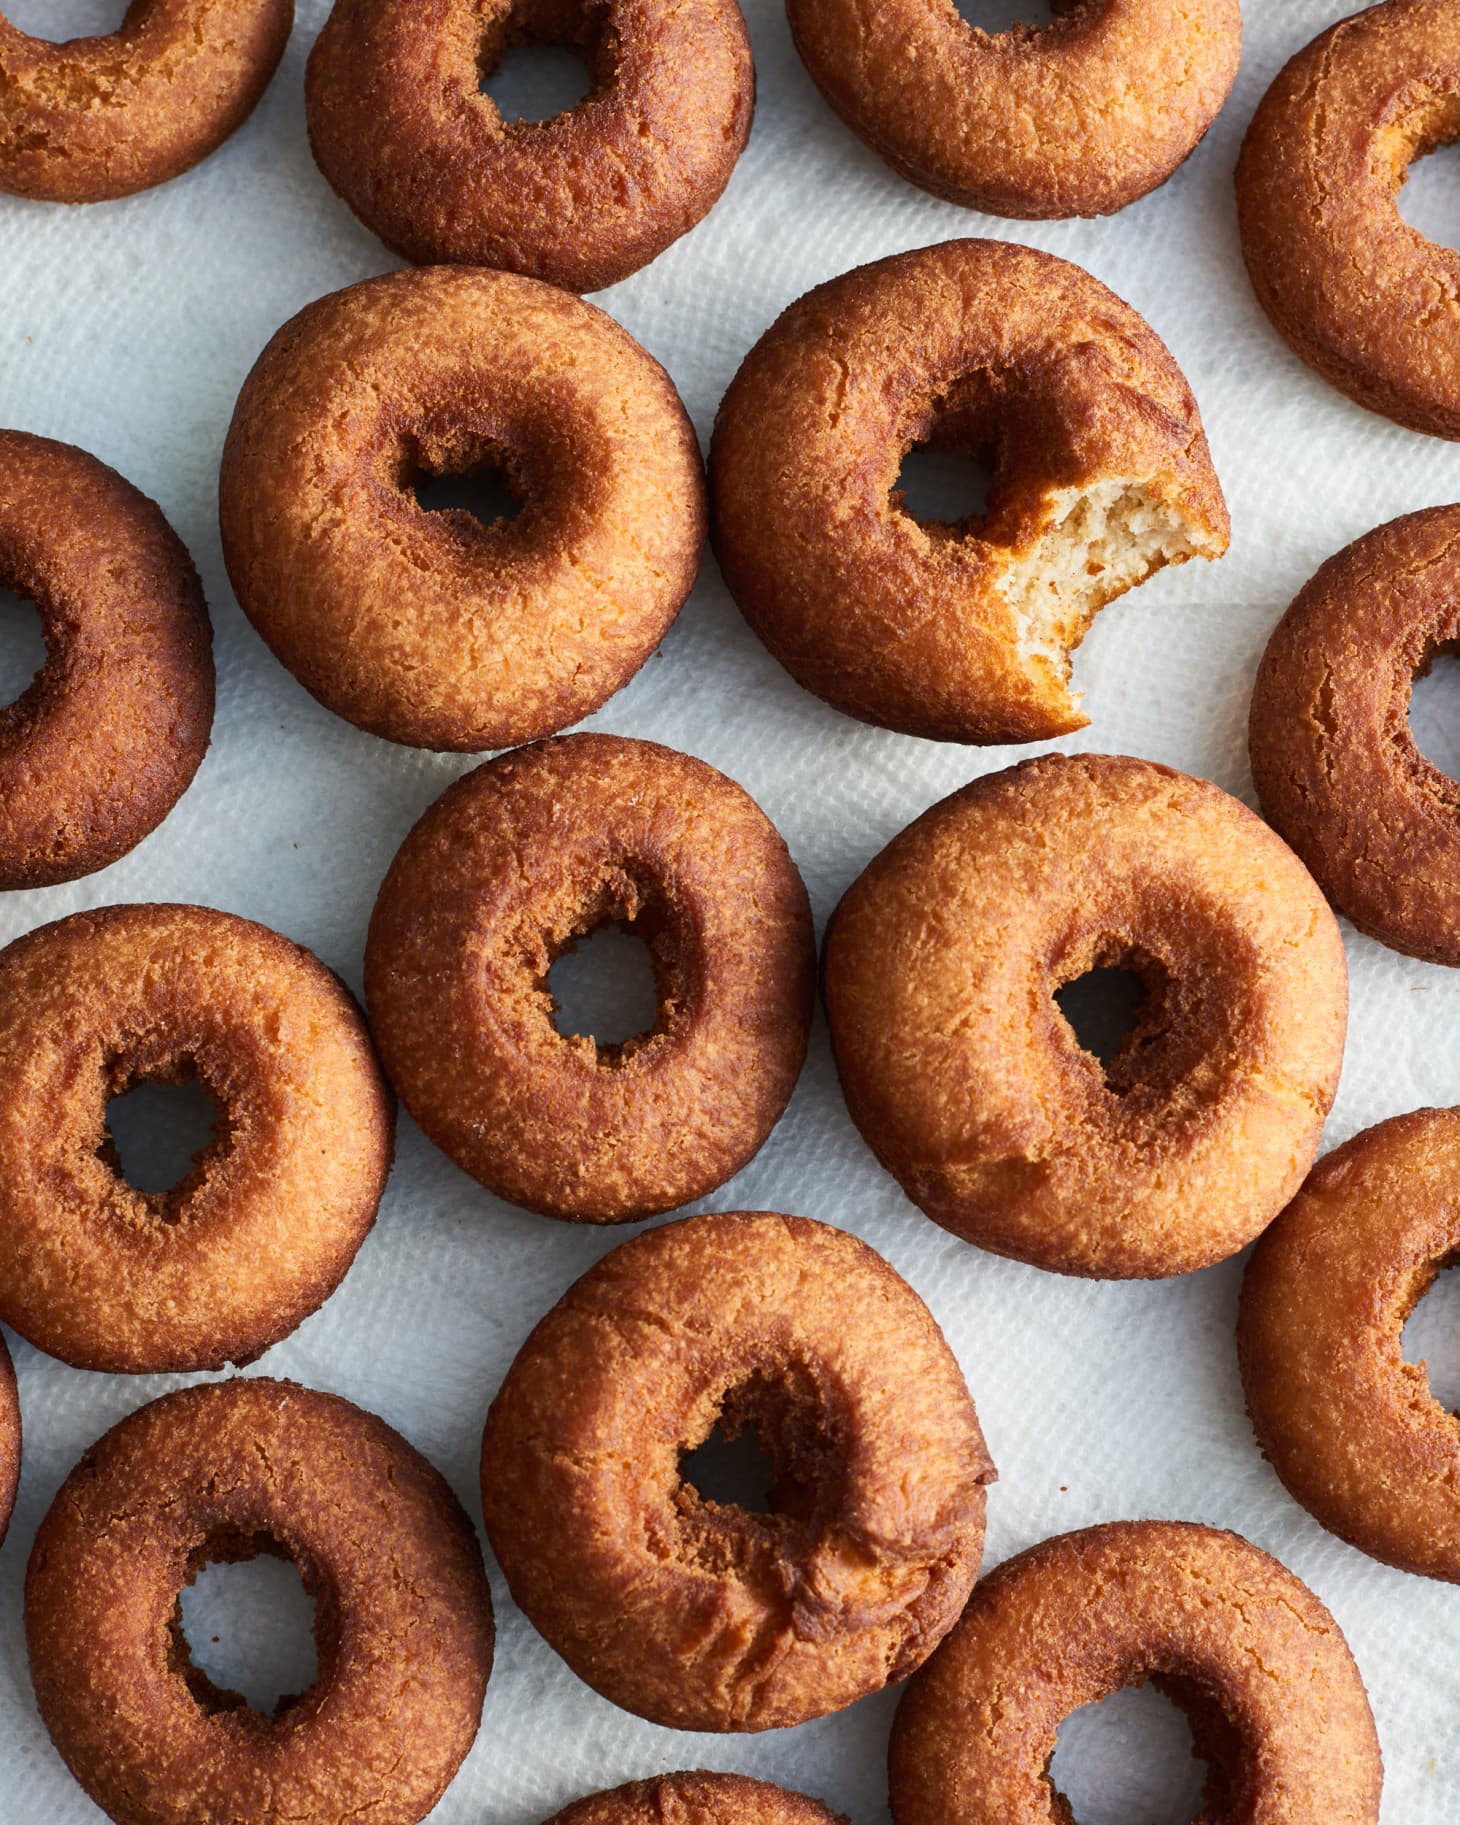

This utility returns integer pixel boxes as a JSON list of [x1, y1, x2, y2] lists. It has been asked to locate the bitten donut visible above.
[[889, 1522, 1383, 1825], [710, 240, 1228, 744], [1250, 506, 1460, 965], [0, 904, 394, 1373], [1240, 1107, 1460, 1582], [823, 753, 1348, 1279], [26, 1378, 494, 1825], [546, 1774, 846, 1825], [0, 1331, 19, 1549], [221, 267, 705, 751], [481, 1210, 993, 1730], [0, 1, 293, 203], [367, 734, 814, 1223], [1237, 0, 1460, 439], [306, 0, 753, 292], [789, 0, 1240, 218], [0, 432, 213, 889]]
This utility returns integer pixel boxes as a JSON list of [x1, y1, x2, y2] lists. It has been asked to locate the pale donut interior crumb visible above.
[[998, 478, 1208, 703]]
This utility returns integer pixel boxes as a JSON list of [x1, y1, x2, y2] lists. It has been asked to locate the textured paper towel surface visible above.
[[0, 0, 1457, 1819]]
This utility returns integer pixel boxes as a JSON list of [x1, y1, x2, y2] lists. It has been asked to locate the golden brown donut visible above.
[[1237, 0, 1460, 439], [0, 1330, 19, 1549], [788, 0, 1241, 218], [480, 1210, 994, 1730], [823, 753, 1349, 1280], [366, 734, 814, 1223], [1239, 1107, 1460, 1582], [0, 431, 213, 889], [1249, 506, 1460, 966], [26, 1378, 494, 1825], [710, 239, 1229, 744], [0, 0, 293, 203], [0, 903, 394, 1374], [545, 1773, 846, 1825], [220, 266, 705, 752], [306, 0, 753, 293], [889, 1521, 1383, 1825]]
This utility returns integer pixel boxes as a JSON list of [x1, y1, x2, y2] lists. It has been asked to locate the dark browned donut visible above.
[[25, 1377, 494, 1825], [1236, 0, 1460, 439], [545, 1774, 846, 1825], [889, 1522, 1383, 1825], [789, 0, 1241, 218], [0, 431, 213, 889], [306, 0, 753, 292], [0, 904, 394, 1374], [481, 1210, 993, 1730], [1240, 1107, 1460, 1582], [220, 266, 705, 752], [0, 1, 293, 203], [0, 1330, 18, 1550], [1249, 505, 1460, 965], [366, 733, 814, 1223]]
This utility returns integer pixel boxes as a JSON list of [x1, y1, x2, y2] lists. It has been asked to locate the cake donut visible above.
[[0, 1, 293, 203], [1250, 506, 1460, 965], [220, 267, 705, 752], [889, 1521, 1383, 1825], [788, 0, 1241, 218], [0, 903, 394, 1374], [306, 0, 753, 292], [823, 753, 1348, 1280], [366, 734, 814, 1223], [26, 1378, 494, 1825], [0, 1331, 19, 1549], [1237, 0, 1460, 439], [710, 239, 1228, 744], [0, 431, 213, 890], [1240, 1107, 1460, 1582], [545, 1774, 846, 1825], [481, 1210, 994, 1730]]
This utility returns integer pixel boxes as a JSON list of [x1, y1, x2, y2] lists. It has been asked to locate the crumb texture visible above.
[[481, 1210, 994, 1730]]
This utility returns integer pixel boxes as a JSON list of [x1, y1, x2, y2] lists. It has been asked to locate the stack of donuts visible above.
[[0, 1, 1458, 1822]]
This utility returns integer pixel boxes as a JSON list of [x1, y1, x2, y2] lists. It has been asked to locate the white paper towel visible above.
[[0, 1, 1457, 1820]]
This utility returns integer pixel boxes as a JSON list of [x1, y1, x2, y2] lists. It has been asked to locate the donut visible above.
[[305, 0, 753, 293], [0, 431, 213, 890], [0, 1330, 19, 1549], [220, 266, 705, 752], [480, 1210, 994, 1730], [0, 1, 293, 203], [822, 753, 1348, 1280], [788, 0, 1240, 219], [1250, 506, 1460, 966], [0, 903, 394, 1374], [25, 1377, 494, 1825], [1237, 0, 1460, 439], [366, 734, 814, 1223], [545, 1773, 846, 1825], [710, 239, 1228, 743], [889, 1521, 1383, 1825], [1239, 1107, 1460, 1582]]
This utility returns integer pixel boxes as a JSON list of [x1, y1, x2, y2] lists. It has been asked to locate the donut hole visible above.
[[1402, 1255, 1460, 1415], [172, 1529, 324, 1720], [1407, 639, 1460, 778], [1048, 1678, 1212, 1825], [477, 0, 603, 126], [950, 0, 1061, 33], [894, 443, 995, 532], [676, 1366, 845, 1543], [1, 0, 131, 41], [1053, 943, 1175, 1094], [0, 588, 50, 709], [1390, 89, 1460, 253], [679, 1419, 777, 1515], [405, 434, 527, 533], [100, 1065, 226, 1209], [549, 922, 661, 1047]]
